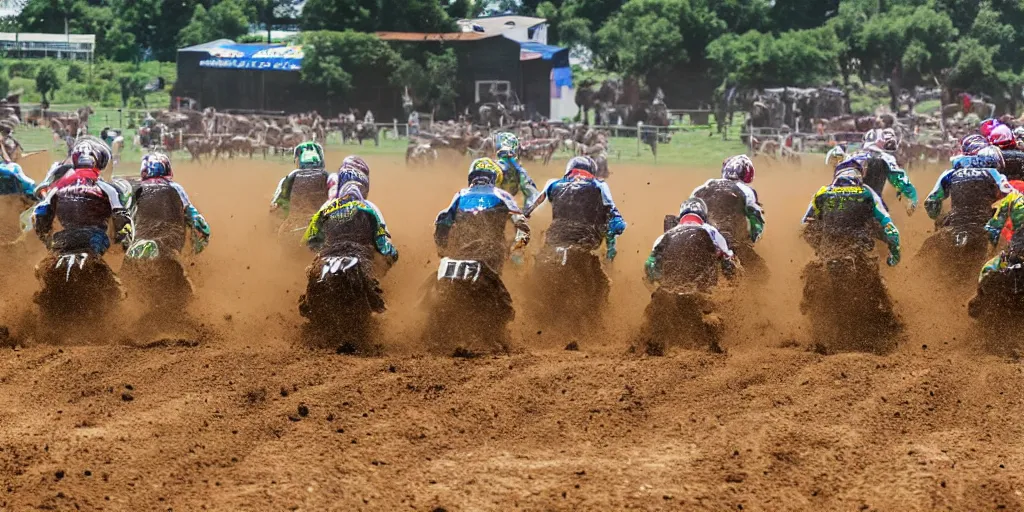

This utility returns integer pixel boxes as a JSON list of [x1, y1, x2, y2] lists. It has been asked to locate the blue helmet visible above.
[[140, 152, 172, 179]]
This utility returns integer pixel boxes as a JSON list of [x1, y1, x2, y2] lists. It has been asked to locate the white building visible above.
[[0, 32, 95, 61], [457, 15, 548, 45]]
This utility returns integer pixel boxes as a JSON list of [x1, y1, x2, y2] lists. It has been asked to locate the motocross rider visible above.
[[124, 152, 211, 258], [690, 155, 765, 247], [854, 128, 919, 215], [493, 132, 540, 210], [35, 137, 112, 198], [802, 155, 902, 267], [328, 155, 372, 198], [271, 141, 329, 216], [525, 156, 626, 260], [34, 142, 132, 255], [434, 158, 531, 274], [987, 122, 1024, 180], [981, 189, 1024, 281], [302, 170, 397, 278], [644, 197, 737, 291], [925, 143, 1012, 226], [0, 159, 37, 203]]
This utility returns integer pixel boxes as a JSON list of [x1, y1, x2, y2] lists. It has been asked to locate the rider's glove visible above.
[[986, 225, 1002, 246], [887, 250, 900, 267], [906, 200, 917, 216], [605, 244, 617, 261]]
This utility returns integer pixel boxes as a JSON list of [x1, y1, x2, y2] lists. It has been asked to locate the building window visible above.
[[475, 80, 511, 103]]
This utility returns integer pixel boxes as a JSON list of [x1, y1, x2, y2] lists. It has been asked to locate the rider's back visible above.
[[658, 224, 719, 290], [693, 179, 748, 242], [547, 179, 607, 248], [133, 179, 187, 251], [317, 199, 379, 255], [811, 185, 876, 244], [289, 170, 328, 213], [942, 163, 1001, 223], [863, 155, 890, 195], [1001, 149, 1024, 180], [52, 172, 114, 231]]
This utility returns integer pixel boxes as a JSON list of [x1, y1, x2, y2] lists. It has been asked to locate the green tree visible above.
[[299, 0, 378, 32], [177, 0, 253, 47], [66, 61, 86, 82], [425, 49, 459, 116], [0, 61, 9, 99], [34, 61, 60, 104], [595, 0, 724, 84], [300, 30, 403, 95], [300, 0, 452, 32], [858, 3, 956, 109], [118, 72, 148, 108], [707, 28, 839, 89]]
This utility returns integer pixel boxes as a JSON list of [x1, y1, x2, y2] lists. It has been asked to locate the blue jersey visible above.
[[0, 162, 37, 200]]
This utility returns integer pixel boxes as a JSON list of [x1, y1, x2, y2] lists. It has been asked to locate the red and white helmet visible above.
[[980, 118, 1001, 138], [722, 155, 754, 183], [988, 123, 1016, 150]]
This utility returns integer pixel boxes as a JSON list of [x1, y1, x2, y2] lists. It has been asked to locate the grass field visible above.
[[15, 117, 750, 170]]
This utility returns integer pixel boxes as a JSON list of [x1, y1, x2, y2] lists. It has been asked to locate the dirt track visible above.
[[1, 154, 1023, 510]]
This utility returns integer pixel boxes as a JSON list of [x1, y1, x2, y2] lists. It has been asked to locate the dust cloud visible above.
[[0, 152, 1021, 510]]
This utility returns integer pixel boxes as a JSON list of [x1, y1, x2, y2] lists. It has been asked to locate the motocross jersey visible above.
[[272, 169, 329, 215], [802, 184, 900, 259], [538, 170, 625, 251], [645, 215, 734, 291], [691, 178, 765, 244], [303, 195, 396, 264], [434, 184, 530, 272], [980, 192, 1024, 281], [925, 154, 1011, 224], [131, 178, 210, 254], [36, 162, 73, 196], [496, 157, 540, 210], [0, 162, 36, 201], [34, 168, 131, 254], [856, 148, 918, 205]]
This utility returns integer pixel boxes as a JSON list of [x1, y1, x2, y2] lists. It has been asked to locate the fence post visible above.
[[636, 121, 643, 157], [392, 119, 398, 140]]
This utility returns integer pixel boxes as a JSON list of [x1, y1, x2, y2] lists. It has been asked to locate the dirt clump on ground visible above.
[[0, 155, 1022, 510]]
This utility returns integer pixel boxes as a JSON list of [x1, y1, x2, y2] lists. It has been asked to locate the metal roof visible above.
[[179, 39, 236, 52], [375, 32, 497, 42], [0, 32, 95, 44]]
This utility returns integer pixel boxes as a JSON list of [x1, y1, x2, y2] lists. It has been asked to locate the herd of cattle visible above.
[[8, 101, 1024, 173]]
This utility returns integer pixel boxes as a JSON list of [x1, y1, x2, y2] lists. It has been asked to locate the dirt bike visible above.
[[636, 223, 728, 354], [120, 240, 195, 311], [968, 262, 1024, 321], [799, 229, 901, 354], [916, 212, 991, 283], [528, 243, 610, 330], [298, 242, 384, 351], [34, 230, 122, 324], [422, 239, 515, 355]]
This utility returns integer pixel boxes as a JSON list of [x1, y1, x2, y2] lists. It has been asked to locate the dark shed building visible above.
[[172, 34, 569, 119]]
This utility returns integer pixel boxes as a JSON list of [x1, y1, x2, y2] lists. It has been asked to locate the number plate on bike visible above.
[[437, 258, 481, 282], [319, 256, 359, 282]]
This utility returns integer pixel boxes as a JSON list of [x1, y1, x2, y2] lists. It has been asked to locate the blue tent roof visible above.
[[519, 41, 567, 61]]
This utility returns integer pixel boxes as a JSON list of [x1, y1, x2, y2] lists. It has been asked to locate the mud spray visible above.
[[2, 152, 1023, 510]]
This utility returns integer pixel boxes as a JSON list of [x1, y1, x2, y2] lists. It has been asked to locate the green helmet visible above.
[[294, 141, 325, 170]]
